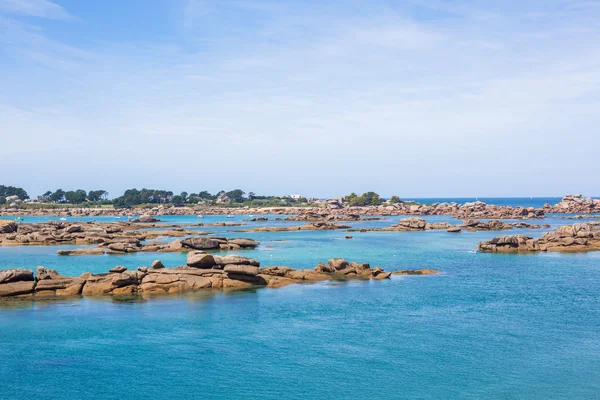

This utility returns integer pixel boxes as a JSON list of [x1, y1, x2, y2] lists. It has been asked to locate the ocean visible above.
[[1, 205, 600, 399], [403, 197, 564, 208]]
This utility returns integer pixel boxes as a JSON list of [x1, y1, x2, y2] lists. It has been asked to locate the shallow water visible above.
[[2, 212, 600, 399]]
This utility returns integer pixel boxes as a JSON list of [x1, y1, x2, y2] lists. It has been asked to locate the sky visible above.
[[1, 0, 599, 199]]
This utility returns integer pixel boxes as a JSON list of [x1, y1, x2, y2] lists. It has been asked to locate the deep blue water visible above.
[[2, 212, 600, 399]]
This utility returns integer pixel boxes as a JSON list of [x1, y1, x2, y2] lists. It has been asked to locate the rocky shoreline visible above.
[[2, 194, 598, 220], [478, 223, 600, 253], [0, 257, 438, 299], [0, 220, 260, 254], [0, 216, 554, 252]]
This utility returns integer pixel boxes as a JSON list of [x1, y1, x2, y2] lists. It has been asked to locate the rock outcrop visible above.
[[460, 219, 544, 231], [0, 220, 17, 234], [544, 194, 600, 214], [54, 235, 260, 256], [478, 223, 600, 253], [0, 258, 398, 298]]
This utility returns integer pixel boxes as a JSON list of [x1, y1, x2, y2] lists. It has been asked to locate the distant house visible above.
[[216, 191, 231, 204], [289, 194, 302, 200]]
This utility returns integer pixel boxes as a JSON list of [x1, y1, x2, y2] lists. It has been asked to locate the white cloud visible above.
[[0, 0, 71, 20], [1, 1, 600, 197]]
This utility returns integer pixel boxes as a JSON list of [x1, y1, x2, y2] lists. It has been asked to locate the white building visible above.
[[289, 194, 302, 200]]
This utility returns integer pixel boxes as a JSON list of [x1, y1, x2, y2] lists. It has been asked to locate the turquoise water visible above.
[[404, 197, 564, 208], [2, 213, 600, 399]]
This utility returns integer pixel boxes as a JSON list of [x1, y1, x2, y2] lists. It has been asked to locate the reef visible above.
[[0, 220, 259, 254], [0, 257, 398, 298], [478, 223, 600, 253]]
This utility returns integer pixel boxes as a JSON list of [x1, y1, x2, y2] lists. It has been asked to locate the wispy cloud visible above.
[[0, 0, 72, 20], [1, 0, 600, 196], [0, 16, 93, 69]]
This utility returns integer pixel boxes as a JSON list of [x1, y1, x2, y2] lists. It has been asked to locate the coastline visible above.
[[0, 257, 439, 299], [2, 194, 599, 220]]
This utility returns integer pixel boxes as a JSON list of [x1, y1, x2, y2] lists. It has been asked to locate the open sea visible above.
[[2, 198, 600, 399]]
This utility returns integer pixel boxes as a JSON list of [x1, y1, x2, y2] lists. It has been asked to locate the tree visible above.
[[389, 195, 401, 204], [171, 195, 185, 207], [41, 191, 53, 202], [113, 189, 142, 207], [248, 192, 256, 201], [180, 192, 188, 203], [87, 190, 108, 202], [198, 191, 214, 200], [64, 189, 87, 204], [0, 185, 29, 200], [226, 189, 245, 203], [50, 189, 65, 203], [348, 192, 383, 206], [0, 196, 5, 205]]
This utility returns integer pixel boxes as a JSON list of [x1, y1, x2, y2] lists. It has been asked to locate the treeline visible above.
[[0, 185, 30, 205], [346, 192, 401, 206], [112, 189, 305, 208], [1, 184, 402, 208], [40, 189, 109, 204]]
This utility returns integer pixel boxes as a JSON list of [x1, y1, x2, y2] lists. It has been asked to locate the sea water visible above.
[[1, 210, 600, 399]]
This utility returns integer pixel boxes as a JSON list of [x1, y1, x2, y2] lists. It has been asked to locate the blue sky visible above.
[[1, 0, 599, 198]]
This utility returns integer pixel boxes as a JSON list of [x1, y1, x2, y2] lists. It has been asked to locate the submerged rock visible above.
[[393, 269, 440, 275]]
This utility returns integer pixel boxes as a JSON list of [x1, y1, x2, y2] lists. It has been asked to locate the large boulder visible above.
[[327, 258, 349, 271], [315, 262, 334, 273], [182, 237, 220, 250], [35, 266, 63, 280], [0, 269, 34, 284], [0, 220, 18, 234], [139, 272, 213, 294], [430, 222, 451, 230], [65, 225, 83, 233], [0, 281, 36, 297], [260, 266, 294, 276], [224, 265, 260, 276], [186, 251, 216, 268], [81, 273, 138, 296], [139, 215, 159, 223], [107, 242, 139, 253], [398, 218, 428, 230], [34, 267, 85, 297], [157, 239, 184, 252], [227, 238, 260, 248], [214, 255, 260, 267]]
